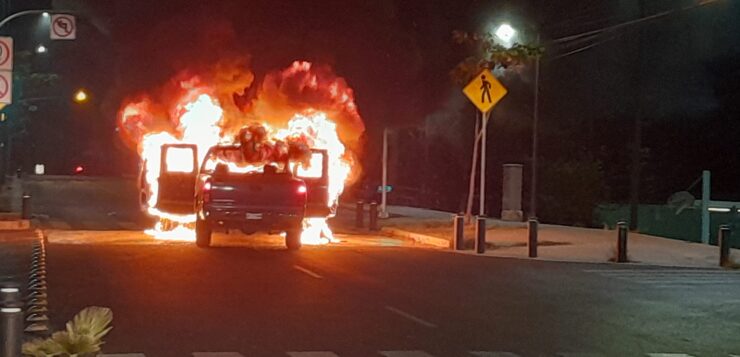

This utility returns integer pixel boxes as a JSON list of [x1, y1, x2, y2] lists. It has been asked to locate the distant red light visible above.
[[74, 165, 84, 173]]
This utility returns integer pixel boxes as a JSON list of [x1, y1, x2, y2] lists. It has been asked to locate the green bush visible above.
[[539, 157, 605, 227]]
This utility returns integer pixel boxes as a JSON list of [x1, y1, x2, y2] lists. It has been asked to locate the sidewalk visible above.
[[374, 205, 740, 268]]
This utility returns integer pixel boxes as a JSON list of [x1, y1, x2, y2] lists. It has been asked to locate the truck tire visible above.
[[285, 230, 302, 250], [195, 218, 212, 248]]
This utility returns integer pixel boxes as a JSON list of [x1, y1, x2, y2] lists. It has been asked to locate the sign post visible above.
[[462, 69, 507, 216]]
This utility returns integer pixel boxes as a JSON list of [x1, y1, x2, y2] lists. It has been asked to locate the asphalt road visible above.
[[9, 177, 740, 356]]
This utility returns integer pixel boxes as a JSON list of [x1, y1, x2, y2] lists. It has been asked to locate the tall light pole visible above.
[[494, 23, 541, 219], [530, 34, 541, 219]]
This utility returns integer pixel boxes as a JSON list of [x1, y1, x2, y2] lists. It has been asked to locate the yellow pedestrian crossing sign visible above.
[[463, 69, 507, 113]]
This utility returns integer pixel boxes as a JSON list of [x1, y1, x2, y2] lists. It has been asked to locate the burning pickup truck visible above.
[[141, 139, 334, 249], [122, 61, 363, 247]]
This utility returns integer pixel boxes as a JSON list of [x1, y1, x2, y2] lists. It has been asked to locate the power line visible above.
[[549, 0, 722, 59]]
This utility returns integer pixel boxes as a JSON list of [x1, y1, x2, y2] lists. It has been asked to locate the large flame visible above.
[[118, 59, 364, 245]]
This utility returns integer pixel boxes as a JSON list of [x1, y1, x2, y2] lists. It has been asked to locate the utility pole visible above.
[[629, 0, 646, 231], [530, 33, 541, 219]]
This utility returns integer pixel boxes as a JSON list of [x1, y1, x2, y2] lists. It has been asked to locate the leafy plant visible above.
[[22, 306, 113, 357], [450, 30, 543, 85]]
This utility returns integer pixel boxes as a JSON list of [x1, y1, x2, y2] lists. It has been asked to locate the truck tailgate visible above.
[[209, 174, 305, 210]]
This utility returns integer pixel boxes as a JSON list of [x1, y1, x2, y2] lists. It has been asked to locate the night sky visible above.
[[2, 0, 739, 211]]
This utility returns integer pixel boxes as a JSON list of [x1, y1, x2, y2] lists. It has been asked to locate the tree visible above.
[[450, 30, 542, 221], [450, 30, 543, 85], [0, 50, 60, 178]]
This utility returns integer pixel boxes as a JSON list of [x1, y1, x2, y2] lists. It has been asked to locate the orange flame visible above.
[[118, 59, 364, 245]]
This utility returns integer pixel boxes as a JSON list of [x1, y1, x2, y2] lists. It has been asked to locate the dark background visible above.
[[1, 0, 738, 225]]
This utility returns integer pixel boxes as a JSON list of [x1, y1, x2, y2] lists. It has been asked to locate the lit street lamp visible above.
[[493, 23, 541, 218], [74, 89, 88, 103], [42, 12, 50, 18], [35, 44, 47, 54], [494, 24, 517, 48]]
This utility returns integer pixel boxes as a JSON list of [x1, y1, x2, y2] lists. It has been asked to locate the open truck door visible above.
[[156, 143, 198, 215], [294, 148, 334, 217]]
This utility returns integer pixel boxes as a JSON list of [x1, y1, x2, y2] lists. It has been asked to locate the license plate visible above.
[[245, 213, 263, 220]]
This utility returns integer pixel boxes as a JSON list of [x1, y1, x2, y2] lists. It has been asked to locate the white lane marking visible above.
[[634, 279, 740, 284], [193, 353, 245, 357], [286, 352, 340, 357], [583, 269, 728, 273], [379, 351, 435, 357], [294, 265, 323, 279], [98, 354, 146, 357], [384, 306, 437, 328], [647, 354, 696, 357], [600, 273, 740, 279], [470, 352, 521, 357]]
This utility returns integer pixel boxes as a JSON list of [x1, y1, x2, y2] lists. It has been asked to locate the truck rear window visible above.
[[202, 146, 325, 179], [164, 147, 196, 173]]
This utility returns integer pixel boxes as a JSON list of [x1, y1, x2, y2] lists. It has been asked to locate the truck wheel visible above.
[[195, 218, 212, 248], [285, 230, 302, 250]]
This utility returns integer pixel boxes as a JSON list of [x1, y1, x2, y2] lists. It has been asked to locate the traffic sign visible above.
[[0, 71, 12, 104], [377, 185, 393, 193], [0, 37, 13, 71], [463, 68, 507, 113], [50, 14, 76, 40]]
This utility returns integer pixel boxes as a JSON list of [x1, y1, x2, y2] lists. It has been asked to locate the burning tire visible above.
[[195, 218, 212, 248], [285, 230, 302, 250]]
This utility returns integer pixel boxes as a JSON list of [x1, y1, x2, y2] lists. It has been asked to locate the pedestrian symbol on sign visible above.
[[480, 75, 492, 103]]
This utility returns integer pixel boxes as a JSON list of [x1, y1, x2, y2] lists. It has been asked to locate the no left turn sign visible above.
[[50, 14, 76, 40], [0, 71, 13, 104], [0, 37, 13, 71]]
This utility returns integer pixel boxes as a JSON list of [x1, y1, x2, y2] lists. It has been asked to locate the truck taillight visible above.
[[297, 185, 307, 194], [203, 180, 212, 202]]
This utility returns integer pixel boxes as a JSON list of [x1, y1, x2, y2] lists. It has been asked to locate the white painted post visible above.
[[479, 111, 490, 216], [701, 170, 711, 244], [379, 127, 389, 218]]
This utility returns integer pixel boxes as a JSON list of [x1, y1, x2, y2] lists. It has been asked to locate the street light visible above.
[[41, 12, 50, 18], [494, 23, 541, 218], [73, 89, 88, 103], [35, 44, 47, 54], [494, 23, 517, 48]]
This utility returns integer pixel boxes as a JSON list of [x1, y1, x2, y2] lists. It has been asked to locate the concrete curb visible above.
[[380, 226, 739, 269], [0, 219, 30, 230], [381, 227, 450, 248]]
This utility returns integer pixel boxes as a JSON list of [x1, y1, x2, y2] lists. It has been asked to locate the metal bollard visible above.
[[617, 220, 628, 263], [475, 216, 486, 254], [355, 200, 365, 228], [368, 201, 378, 231], [719, 224, 731, 267], [21, 193, 31, 219], [453, 214, 465, 250], [528, 217, 538, 258], [1, 286, 24, 357]]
